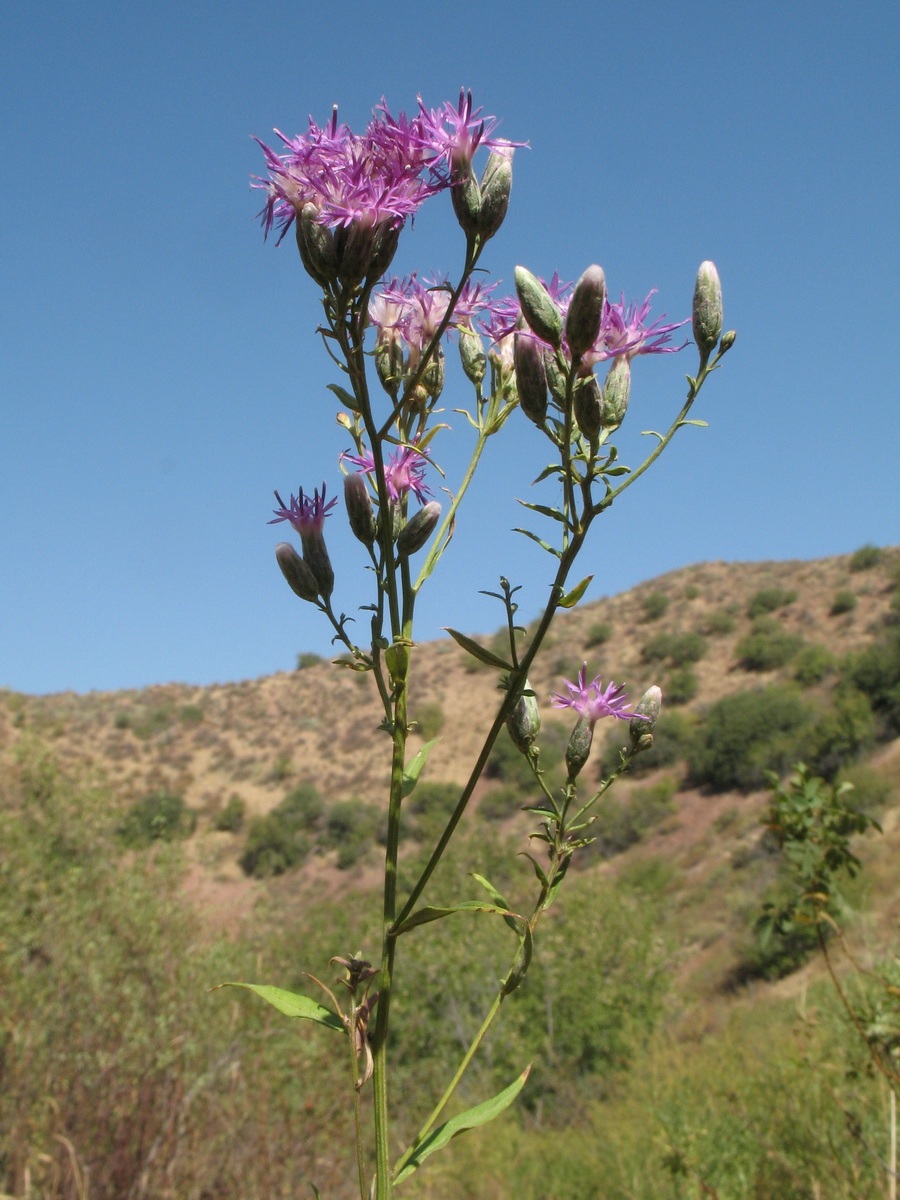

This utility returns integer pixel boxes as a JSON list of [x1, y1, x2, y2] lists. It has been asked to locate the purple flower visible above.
[[371, 274, 499, 357], [341, 443, 431, 504], [588, 293, 689, 366], [269, 484, 337, 535], [414, 88, 523, 175], [550, 664, 633, 725]]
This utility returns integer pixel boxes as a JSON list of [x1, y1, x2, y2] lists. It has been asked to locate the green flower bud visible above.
[[629, 685, 662, 750], [397, 501, 441, 556], [275, 542, 320, 603], [565, 265, 607, 362], [692, 261, 723, 358], [374, 334, 405, 398], [514, 266, 563, 348], [422, 347, 445, 401], [366, 223, 401, 283], [514, 331, 549, 425], [719, 329, 737, 355], [343, 473, 377, 546], [565, 715, 594, 782], [507, 684, 541, 752], [450, 171, 483, 238], [300, 531, 334, 599], [458, 327, 487, 387], [601, 356, 631, 427], [296, 204, 338, 288], [544, 350, 568, 408], [573, 375, 603, 440], [475, 148, 513, 240]]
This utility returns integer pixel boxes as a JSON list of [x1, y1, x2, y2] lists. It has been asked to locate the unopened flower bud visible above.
[[275, 542, 320, 603], [299, 530, 334, 599], [601, 356, 631, 427], [397, 501, 441, 556], [514, 331, 549, 425], [719, 329, 736, 355], [565, 265, 607, 362], [450, 170, 483, 238], [630, 685, 662, 749], [475, 147, 513, 240], [692, 261, 723, 358], [507, 685, 541, 752], [296, 204, 338, 288], [544, 350, 568, 408], [422, 348, 445, 401], [515, 266, 563, 348], [343, 474, 377, 546], [337, 221, 377, 288], [374, 334, 405, 397], [565, 715, 594, 782], [574, 375, 603, 440], [367, 223, 401, 282], [458, 327, 487, 387]]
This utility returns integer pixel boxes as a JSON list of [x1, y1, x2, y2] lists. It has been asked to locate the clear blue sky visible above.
[[2, 0, 898, 695]]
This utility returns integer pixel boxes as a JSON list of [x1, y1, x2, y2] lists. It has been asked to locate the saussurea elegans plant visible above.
[[220, 91, 735, 1198]]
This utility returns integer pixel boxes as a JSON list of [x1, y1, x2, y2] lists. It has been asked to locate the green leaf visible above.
[[516, 500, 568, 524], [444, 628, 513, 671], [471, 872, 519, 933], [558, 575, 593, 609], [393, 901, 520, 936], [216, 983, 344, 1032], [520, 851, 549, 889], [678, 418, 709, 428], [402, 739, 440, 798], [513, 528, 562, 558], [544, 854, 571, 911], [326, 383, 360, 411], [641, 429, 666, 443], [394, 1066, 531, 1185]]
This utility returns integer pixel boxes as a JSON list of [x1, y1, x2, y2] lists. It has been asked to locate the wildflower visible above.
[[588, 292, 689, 366], [341, 443, 431, 505], [269, 484, 336, 598], [414, 88, 521, 177], [692, 261, 723, 359], [550, 664, 633, 726]]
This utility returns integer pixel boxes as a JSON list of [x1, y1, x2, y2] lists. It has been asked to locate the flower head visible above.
[[342, 443, 431, 504], [413, 88, 522, 176], [269, 484, 337, 536], [550, 664, 633, 725]]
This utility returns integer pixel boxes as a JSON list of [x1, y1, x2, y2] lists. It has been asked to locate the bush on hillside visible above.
[[687, 687, 811, 792], [239, 782, 322, 877], [830, 590, 857, 616], [842, 627, 900, 735], [792, 644, 837, 685], [747, 588, 797, 618], [736, 617, 804, 671], [118, 791, 196, 847], [640, 591, 670, 622], [665, 668, 700, 705], [849, 544, 883, 572]]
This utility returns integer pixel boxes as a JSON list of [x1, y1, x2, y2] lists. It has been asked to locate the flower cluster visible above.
[[254, 91, 515, 245], [342, 443, 432, 504]]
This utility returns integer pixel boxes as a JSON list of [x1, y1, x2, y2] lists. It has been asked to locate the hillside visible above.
[[4, 545, 900, 1199]]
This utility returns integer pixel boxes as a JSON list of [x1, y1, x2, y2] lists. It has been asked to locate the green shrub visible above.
[[586, 621, 612, 647], [641, 631, 707, 667], [118, 791, 196, 847], [113, 711, 131, 729], [703, 608, 736, 636], [736, 617, 804, 671], [179, 704, 204, 725], [842, 627, 900, 734], [486, 719, 568, 790], [849, 544, 883, 572], [641, 591, 670, 622], [836, 763, 893, 815], [323, 798, 379, 868], [804, 689, 877, 780], [413, 701, 445, 740], [480, 784, 525, 822], [747, 588, 797, 618], [214, 794, 246, 832], [131, 704, 176, 740], [665, 668, 699, 705], [830, 589, 857, 616], [792, 643, 837, 685], [590, 777, 677, 858], [407, 780, 459, 838], [687, 687, 811, 792], [239, 783, 322, 876], [684, 584, 700, 600], [296, 651, 325, 669]]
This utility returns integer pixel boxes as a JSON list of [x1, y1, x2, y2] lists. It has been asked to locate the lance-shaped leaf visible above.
[[326, 383, 360, 412], [444, 628, 513, 671], [393, 900, 520, 936], [394, 1065, 531, 1185], [401, 739, 440, 798], [516, 500, 569, 524], [501, 921, 534, 997], [558, 575, 593, 609], [216, 983, 344, 1032], [471, 872, 519, 933], [513, 528, 562, 558]]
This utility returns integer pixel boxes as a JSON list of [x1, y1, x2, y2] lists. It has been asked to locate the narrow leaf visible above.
[[326, 383, 360, 411], [216, 983, 344, 1032], [444, 628, 513, 671], [471, 873, 519, 933], [393, 901, 520, 936], [640, 429, 666, 443], [545, 854, 572, 911], [513, 528, 562, 557], [394, 1066, 531, 1184], [558, 575, 593, 609], [502, 922, 534, 996], [677, 418, 709, 427], [516, 501, 568, 524], [402, 739, 440, 798]]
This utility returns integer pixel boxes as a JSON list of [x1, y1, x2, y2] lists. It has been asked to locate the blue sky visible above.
[[2, 0, 898, 695]]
